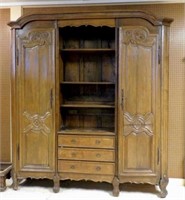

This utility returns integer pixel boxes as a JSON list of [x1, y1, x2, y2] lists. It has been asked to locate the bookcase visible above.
[[58, 26, 117, 192], [8, 7, 173, 197], [59, 26, 115, 131]]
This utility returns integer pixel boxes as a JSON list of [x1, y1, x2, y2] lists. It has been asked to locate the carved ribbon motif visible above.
[[124, 112, 153, 136], [23, 111, 51, 134], [122, 27, 155, 46], [21, 31, 51, 48]]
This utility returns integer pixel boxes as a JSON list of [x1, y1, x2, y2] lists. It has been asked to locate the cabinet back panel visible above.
[[61, 85, 115, 103], [63, 54, 115, 82], [63, 111, 115, 129], [60, 26, 115, 49], [64, 54, 79, 81]]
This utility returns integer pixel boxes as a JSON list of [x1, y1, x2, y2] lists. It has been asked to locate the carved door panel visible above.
[[16, 22, 56, 172], [118, 26, 160, 179]]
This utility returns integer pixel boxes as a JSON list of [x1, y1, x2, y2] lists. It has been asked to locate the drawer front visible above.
[[58, 148, 115, 162], [58, 160, 115, 175], [58, 135, 115, 149]]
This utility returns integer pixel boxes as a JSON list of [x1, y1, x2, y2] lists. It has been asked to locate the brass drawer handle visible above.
[[96, 166, 101, 171], [95, 140, 101, 145], [71, 139, 77, 144], [70, 165, 75, 169], [71, 152, 76, 157], [96, 153, 101, 158]]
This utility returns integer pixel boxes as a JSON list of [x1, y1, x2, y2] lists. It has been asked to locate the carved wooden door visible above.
[[118, 25, 160, 181], [16, 21, 56, 172]]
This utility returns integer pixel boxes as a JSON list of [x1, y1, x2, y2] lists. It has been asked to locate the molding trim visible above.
[[0, 0, 185, 8]]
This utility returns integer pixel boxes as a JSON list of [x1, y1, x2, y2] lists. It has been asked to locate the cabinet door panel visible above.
[[16, 23, 55, 171], [118, 26, 160, 177]]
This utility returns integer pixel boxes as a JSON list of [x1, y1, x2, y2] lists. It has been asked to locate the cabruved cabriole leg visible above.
[[11, 168, 18, 190], [159, 174, 169, 198], [112, 176, 120, 197], [53, 174, 60, 193]]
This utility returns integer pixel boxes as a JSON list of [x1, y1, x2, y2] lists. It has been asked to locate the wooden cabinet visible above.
[[8, 7, 172, 197]]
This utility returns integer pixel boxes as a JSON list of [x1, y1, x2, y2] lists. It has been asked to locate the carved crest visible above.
[[23, 111, 51, 135], [124, 112, 153, 136], [122, 27, 156, 47], [21, 31, 51, 48]]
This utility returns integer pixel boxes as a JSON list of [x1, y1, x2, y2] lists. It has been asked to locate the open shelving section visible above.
[[58, 25, 116, 135]]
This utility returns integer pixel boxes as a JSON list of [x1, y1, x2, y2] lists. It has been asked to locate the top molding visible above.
[[0, 0, 185, 7], [8, 8, 174, 28]]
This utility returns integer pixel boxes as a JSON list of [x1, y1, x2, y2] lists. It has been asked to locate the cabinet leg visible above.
[[53, 174, 60, 193], [159, 174, 169, 198], [112, 177, 120, 197], [11, 169, 18, 190]]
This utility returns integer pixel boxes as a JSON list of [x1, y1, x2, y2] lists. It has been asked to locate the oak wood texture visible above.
[[58, 135, 115, 149], [58, 148, 115, 162], [17, 22, 56, 171], [58, 160, 115, 175], [8, 6, 172, 197], [118, 25, 160, 177], [22, 3, 185, 180], [10, 21, 57, 190]]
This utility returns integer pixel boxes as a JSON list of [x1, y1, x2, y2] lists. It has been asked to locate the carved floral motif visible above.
[[124, 112, 153, 136], [122, 27, 156, 46], [23, 111, 51, 134], [21, 31, 51, 48]]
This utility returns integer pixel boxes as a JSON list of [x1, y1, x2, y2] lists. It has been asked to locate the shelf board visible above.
[[58, 128, 115, 136], [61, 102, 115, 108], [61, 81, 115, 85], [61, 48, 115, 53]]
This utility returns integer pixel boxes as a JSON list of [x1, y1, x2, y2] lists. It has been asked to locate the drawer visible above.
[[58, 135, 115, 149], [58, 148, 115, 162], [58, 160, 115, 175]]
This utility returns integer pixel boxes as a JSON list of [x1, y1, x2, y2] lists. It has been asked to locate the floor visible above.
[[0, 178, 184, 200]]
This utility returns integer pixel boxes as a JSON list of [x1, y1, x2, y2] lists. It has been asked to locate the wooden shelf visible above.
[[61, 48, 115, 53], [61, 81, 115, 85], [58, 128, 115, 136], [61, 102, 115, 108]]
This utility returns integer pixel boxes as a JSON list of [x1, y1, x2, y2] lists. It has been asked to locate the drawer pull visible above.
[[96, 166, 101, 171], [71, 152, 76, 157], [70, 165, 75, 169], [95, 140, 101, 145], [71, 139, 77, 144], [96, 153, 101, 158]]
